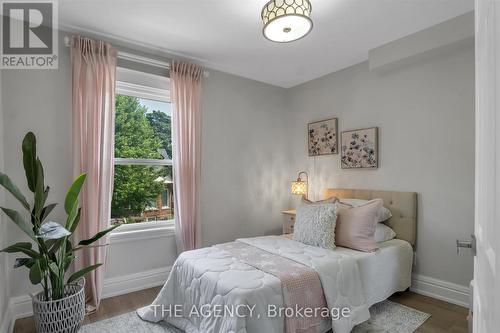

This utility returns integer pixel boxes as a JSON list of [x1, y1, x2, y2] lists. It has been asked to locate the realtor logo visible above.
[[1, 0, 58, 69]]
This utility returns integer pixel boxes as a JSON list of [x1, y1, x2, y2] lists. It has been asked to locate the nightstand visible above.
[[281, 209, 296, 234]]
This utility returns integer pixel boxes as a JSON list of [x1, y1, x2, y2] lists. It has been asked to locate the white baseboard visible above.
[[8, 266, 171, 327], [102, 266, 171, 299], [9, 294, 32, 322], [411, 273, 470, 308]]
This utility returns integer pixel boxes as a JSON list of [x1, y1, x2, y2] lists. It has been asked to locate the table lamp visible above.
[[291, 171, 308, 198]]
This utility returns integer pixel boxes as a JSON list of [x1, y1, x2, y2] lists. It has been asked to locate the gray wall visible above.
[[286, 43, 475, 286], [201, 70, 289, 246], [0, 70, 11, 331], [2, 39, 73, 297]]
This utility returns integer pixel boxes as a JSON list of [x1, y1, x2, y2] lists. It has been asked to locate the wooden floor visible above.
[[13, 288, 468, 333], [389, 292, 469, 333]]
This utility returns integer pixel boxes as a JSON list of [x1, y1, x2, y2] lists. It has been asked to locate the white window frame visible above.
[[161, 189, 170, 209], [112, 70, 174, 234]]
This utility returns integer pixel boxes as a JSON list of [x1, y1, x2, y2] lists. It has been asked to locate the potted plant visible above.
[[0, 132, 117, 333]]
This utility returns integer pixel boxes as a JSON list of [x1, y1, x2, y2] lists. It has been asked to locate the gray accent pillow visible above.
[[293, 200, 337, 249]]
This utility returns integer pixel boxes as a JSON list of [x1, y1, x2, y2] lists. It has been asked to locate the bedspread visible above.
[[137, 236, 370, 333], [216, 241, 326, 333]]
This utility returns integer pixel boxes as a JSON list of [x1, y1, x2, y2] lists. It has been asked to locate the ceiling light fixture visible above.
[[261, 0, 313, 43]]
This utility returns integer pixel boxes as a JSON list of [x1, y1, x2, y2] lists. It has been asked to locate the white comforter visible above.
[[137, 236, 370, 333]]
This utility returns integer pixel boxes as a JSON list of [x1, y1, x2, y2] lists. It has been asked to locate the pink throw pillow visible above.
[[335, 199, 382, 252]]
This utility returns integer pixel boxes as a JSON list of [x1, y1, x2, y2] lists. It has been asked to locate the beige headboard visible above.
[[323, 188, 418, 246]]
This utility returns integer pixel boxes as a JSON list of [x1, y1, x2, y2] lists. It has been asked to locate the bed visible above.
[[138, 189, 417, 333]]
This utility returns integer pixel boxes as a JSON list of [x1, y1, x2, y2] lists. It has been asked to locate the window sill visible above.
[[109, 220, 175, 244]]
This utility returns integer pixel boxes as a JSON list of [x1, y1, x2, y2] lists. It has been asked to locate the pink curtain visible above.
[[71, 36, 117, 311], [171, 61, 203, 252]]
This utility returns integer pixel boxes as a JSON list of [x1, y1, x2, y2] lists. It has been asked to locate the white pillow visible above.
[[374, 224, 396, 242], [339, 198, 392, 223], [293, 200, 337, 250]]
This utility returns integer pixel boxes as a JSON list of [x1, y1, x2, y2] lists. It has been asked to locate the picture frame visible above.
[[341, 127, 378, 169], [308, 118, 338, 156]]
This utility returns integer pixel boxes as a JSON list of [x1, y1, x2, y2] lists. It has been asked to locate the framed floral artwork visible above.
[[341, 127, 378, 169], [308, 118, 338, 156]]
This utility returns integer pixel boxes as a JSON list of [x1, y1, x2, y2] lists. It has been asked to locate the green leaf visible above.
[[66, 207, 81, 233], [30, 206, 36, 226], [78, 225, 119, 246], [48, 262, 59, 276], [65, 239, 72, 253], [40, 203, 57, 222], [43, 186, 50, 203], [34, 158, 45, 216], [1, 241, 30, 251], [64, 174, 86, 215], [0, 173, 30, 210], [46, 238, 61, 253], [29, 259, 44, 284], [72, 243, 107, 252], [64, 254, 75, 271], [14, 258, 29, 268], [14, 257, 35, 269], [22, 132, 37, 193], [1, 242, 40, 258], [25, 259, 36, 268], [0, 207, 35, 240], [67, 263, 101, 284]]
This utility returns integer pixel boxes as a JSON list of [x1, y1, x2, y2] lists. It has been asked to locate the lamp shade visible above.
[[291, 180, 307, 196], [261, 0, 313, 43]]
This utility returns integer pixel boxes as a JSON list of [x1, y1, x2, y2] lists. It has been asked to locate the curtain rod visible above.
[[63, 36, 209, 77]]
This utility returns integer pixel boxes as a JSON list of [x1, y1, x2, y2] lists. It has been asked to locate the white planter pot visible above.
[[31, 279, 86, 333]]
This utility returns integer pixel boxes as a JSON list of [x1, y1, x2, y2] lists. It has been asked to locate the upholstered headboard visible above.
[[323, 188, 418, 246]]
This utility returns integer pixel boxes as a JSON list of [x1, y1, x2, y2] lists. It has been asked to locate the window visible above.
[[161, 189, 170, 209], [111, 75, 174, 227]]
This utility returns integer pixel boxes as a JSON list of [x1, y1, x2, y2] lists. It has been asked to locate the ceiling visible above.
[[60, 0, 474, 88]]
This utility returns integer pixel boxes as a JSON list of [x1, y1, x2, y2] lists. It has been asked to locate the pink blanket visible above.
[[216, 242, 328, 333]]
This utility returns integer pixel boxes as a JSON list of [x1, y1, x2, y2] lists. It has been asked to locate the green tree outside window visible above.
[[111, 95, 172, 221]]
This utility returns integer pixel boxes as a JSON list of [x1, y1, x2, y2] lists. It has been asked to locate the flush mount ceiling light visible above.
[[261, 0, 313, 43]]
